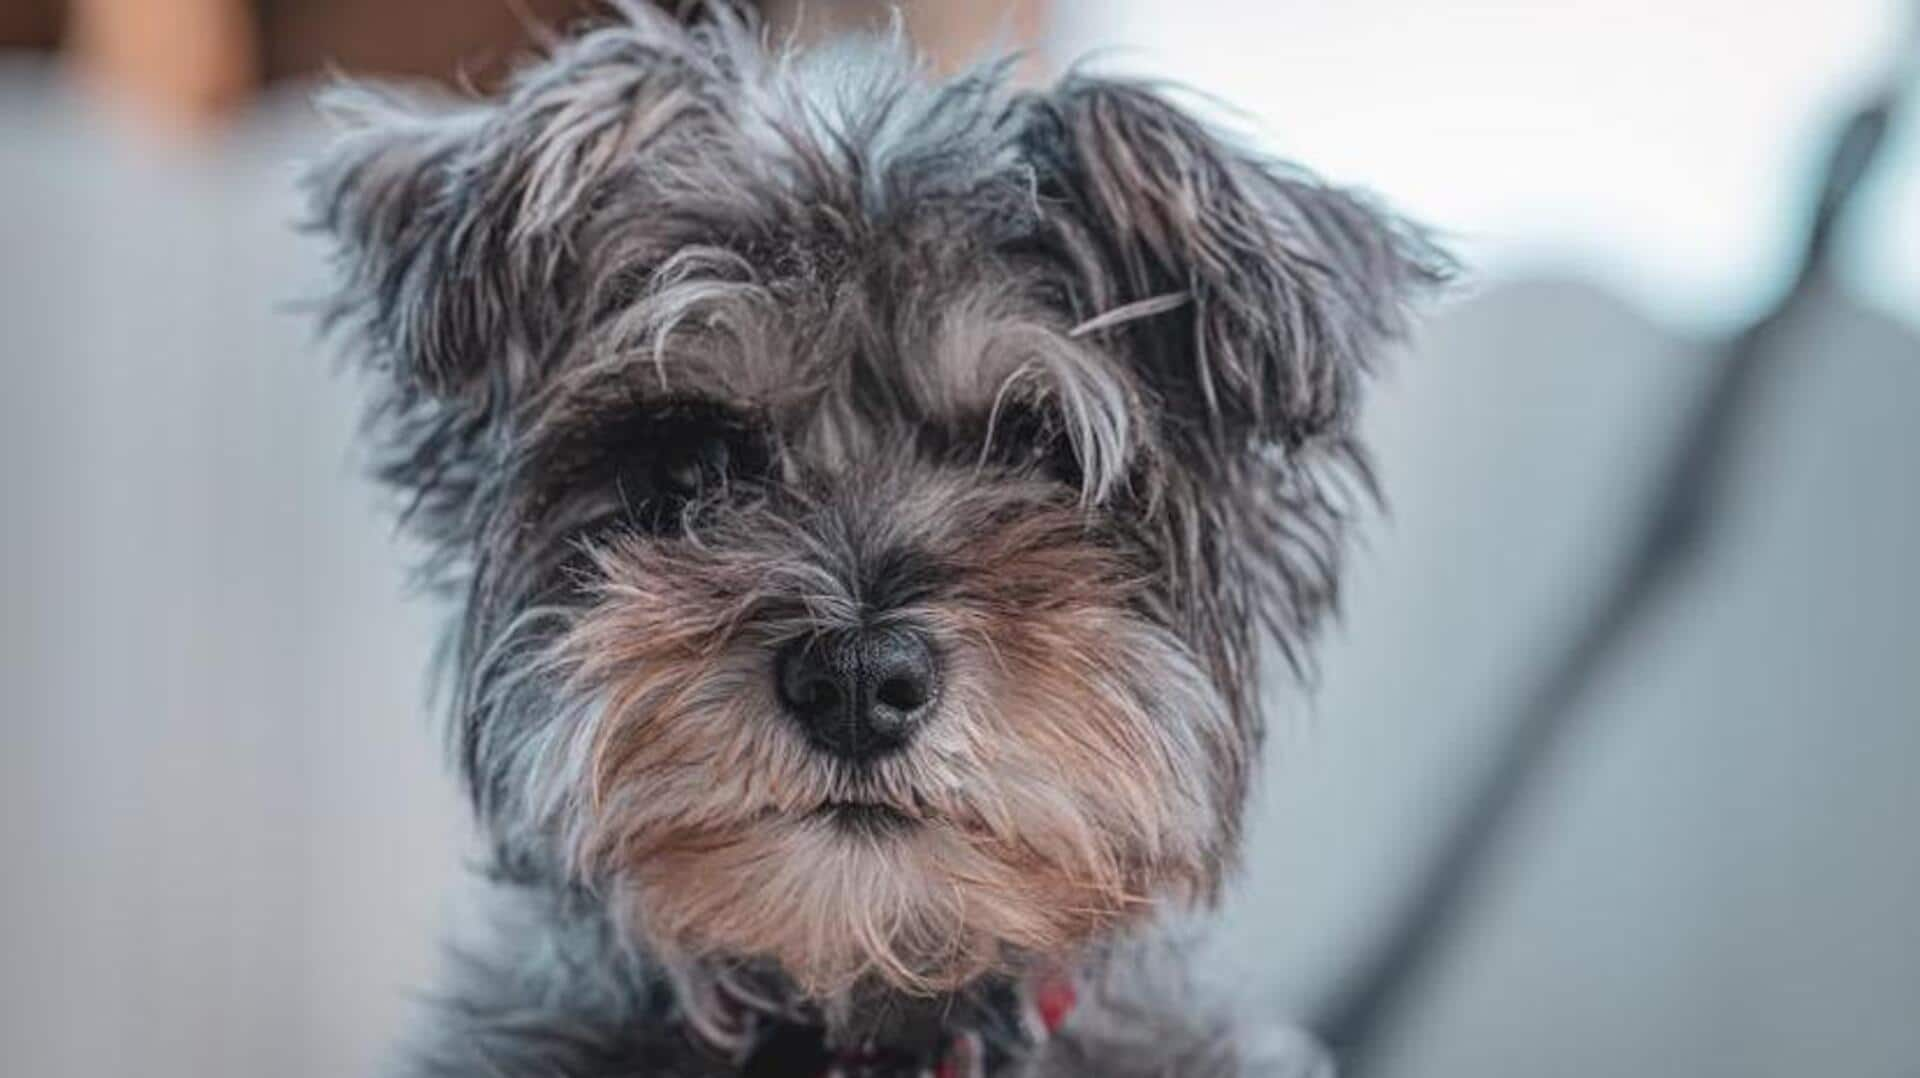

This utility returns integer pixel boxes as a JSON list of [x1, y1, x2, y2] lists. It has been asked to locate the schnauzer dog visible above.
[[306, 4, 1444, 1075]]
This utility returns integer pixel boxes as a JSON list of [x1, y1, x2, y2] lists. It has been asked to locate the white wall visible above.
[[1058, 0, 1918, 333]]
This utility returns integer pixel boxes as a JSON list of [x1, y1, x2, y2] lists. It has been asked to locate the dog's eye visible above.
[[654, 432, 732, 499], [983, 403, 1082, 488], [588, 403, 769, 534]]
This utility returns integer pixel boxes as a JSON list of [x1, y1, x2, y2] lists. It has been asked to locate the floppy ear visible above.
[[304, 3, 748, 406], [302, 6, 751, 552], [1018, 77, 1451, 686], [306, 94, 500, 400], [1020, 76, 1450, 456]]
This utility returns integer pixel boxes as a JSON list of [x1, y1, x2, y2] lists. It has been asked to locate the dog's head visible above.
[[308, 4, 1444, 1007]]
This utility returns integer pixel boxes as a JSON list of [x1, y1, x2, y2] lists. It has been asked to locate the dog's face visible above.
[[309, 8, 1441, 1004]]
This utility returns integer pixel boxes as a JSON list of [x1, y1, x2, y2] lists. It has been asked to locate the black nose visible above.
[[775, 628, 938, 760]]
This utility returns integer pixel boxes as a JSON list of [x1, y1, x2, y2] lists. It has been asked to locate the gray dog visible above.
[[306, 4, 1446, 1075]]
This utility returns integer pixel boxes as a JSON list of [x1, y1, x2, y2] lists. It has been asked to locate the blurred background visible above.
[[2, 2, 1916, 1076]]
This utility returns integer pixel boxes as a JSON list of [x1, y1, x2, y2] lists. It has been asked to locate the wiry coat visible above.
[[305, 4, 1445, 1075]]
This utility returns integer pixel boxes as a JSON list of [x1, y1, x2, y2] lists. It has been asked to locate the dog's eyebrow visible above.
[[1067, 292, 1192, 338]]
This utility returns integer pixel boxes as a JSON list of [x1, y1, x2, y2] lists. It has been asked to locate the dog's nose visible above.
[[775, 628, 937, 760]]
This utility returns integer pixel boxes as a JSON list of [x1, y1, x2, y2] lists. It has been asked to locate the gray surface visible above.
[[4, 67, 1917, 1078], [1221, 281, 1920, 1076], [0, 74, 462, 1078]]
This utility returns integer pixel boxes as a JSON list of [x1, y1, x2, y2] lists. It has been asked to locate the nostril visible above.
[[875, 674, 927, 713], [777, 640, 851, 720], [794, 676, 842, 714], [863, 628, 937, 720]]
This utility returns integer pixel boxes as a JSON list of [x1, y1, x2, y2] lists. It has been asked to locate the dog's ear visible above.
[[1019, 76, 1450, 457], [305, 95, 500, 400], [1017, 77, 1451, 683], [304, 6, 745, 406], [304, 8, 751, 557]]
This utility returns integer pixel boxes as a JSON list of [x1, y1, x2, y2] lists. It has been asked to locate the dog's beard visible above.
[[523, 493, 1239, 1000]]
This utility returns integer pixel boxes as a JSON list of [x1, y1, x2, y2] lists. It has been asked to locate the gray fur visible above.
[[306, 3, 1446, 1075]]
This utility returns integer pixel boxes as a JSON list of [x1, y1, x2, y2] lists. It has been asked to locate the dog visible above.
[[305, 4, 1446, 1074]]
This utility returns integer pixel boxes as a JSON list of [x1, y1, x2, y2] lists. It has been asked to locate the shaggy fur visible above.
[[306, 4, 1445, 1074]]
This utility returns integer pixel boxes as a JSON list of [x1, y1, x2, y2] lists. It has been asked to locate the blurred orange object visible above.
[[69, 0, 261, 136]]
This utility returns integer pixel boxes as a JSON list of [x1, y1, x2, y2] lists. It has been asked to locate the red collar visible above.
[[1024, 969, 1079, 1040]]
